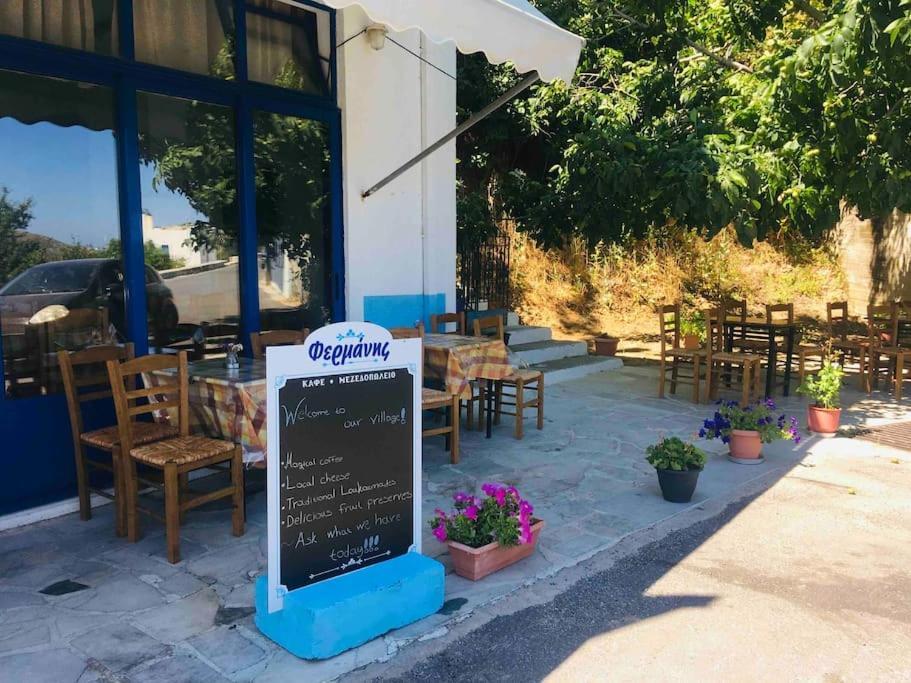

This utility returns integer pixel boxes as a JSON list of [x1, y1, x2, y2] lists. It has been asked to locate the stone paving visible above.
[[0, 365, 908, 682]]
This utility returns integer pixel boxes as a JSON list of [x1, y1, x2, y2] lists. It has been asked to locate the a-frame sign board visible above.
[[254, 322, 444, 659]]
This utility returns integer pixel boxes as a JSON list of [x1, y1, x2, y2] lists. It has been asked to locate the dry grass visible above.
[[511, 228, 847, 350]]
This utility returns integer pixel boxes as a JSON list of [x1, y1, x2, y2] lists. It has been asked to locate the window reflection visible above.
[[134, 0, 235, 78], [0, 0, 119, 55], [254, 111, 331, 332], [0, 69, 120, 398], [137, 92, 240, 358], [247, 0, 330, 95]]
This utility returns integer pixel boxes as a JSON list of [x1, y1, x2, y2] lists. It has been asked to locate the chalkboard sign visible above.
[[266, 323, 422, 613]]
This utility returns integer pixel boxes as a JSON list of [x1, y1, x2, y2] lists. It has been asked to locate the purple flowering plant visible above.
[[700, 399, 801, 445], [430, 484, 535, 548]]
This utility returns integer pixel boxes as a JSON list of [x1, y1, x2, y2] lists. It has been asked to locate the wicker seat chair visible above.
[[658, 303, 706, 403], [472, 315, 543, 439], [107, 352, 244, 563]]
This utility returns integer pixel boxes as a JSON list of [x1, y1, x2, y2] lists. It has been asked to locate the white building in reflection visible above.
[[141, 212, 217, 268]]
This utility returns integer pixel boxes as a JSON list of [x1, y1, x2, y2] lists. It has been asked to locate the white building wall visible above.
[[336, 7, 457, 327]]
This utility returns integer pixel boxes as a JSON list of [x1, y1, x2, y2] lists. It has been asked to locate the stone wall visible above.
[[836, 208, 911, 314]]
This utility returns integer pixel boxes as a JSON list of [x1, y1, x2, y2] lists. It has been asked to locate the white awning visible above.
[[318, 0, 584, 83]]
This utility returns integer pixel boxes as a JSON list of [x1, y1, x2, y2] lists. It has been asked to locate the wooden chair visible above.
[[430, 312, 466, 335], [657, 304, 705, 403], [59, 344, 178, 536], [41, 307, 111, 393], [864, 303, 909, 399], [472, 315, 505, 341], [705, 307, 763, 404], [798, 302, 868, 387], [107, 352, 244, 563], [249, 329, 310, 359], [422, 388, 460, 464], [898, 300, 911, 347], [473, 315, 544, 439], [389, 324, 425, 339]]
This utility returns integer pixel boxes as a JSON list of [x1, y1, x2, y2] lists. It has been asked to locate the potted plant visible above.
[[645, 437, 707, 503], [680, 311, 706, 350], [700, 399, 801, 464], [594, 335, 620, 356], [798, 354, 845, 436], [430, 484, 543, 581]]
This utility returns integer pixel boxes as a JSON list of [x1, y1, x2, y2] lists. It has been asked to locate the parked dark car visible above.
[[0, 258, 179, 339]]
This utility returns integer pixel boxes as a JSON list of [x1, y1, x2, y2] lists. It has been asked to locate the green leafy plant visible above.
[[798, 354, 845, 408], [680, 310, 707, 342], [645, 437, 707, 472]]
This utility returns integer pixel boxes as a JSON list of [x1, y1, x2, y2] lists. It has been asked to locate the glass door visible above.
[[252, 109, 333, 332]]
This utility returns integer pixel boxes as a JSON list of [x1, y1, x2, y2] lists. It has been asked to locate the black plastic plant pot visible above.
[[656, 468, 701, 503]]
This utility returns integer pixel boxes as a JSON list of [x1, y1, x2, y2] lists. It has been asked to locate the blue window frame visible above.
[[0, 0, 344, 514], [0, 0, 344, 366]]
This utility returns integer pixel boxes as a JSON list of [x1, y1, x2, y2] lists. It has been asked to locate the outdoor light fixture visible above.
[[366, 24, 387, 50]]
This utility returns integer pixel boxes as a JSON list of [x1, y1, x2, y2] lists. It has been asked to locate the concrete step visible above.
[[532, 355, 624, 385], [509, 339, 588, 365], [504, 325, 552, 346]]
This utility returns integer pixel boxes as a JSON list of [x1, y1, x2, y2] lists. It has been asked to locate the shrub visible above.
[[645, 437, 707, 472], [798, 355, 844, 409]]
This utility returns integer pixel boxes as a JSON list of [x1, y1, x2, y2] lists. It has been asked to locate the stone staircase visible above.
[[503, 313, 622, 384]]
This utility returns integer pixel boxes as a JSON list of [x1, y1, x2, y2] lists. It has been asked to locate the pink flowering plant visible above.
[[430, 484, 535, 548]]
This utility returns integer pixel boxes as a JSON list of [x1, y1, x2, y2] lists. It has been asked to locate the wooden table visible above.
[[148, 334, 514, 457], [723, 318, 798, 398], [420, 333, 514, 438]]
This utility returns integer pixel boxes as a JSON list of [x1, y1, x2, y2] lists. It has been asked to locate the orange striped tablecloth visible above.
[[423, 333, 512, 399]]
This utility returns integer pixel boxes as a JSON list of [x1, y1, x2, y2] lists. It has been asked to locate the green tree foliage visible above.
[[460, 0, 911, 246], [0, 187, 43, 284]]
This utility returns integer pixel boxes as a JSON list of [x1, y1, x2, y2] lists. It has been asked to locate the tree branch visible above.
[[611, 8, 754, 74], [792, 0, 826, 24]]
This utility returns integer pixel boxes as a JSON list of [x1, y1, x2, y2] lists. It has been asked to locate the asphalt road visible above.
[[357, 445, 911, 682]]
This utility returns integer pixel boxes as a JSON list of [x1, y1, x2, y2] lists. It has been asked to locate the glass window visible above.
[[254, 111, 331, 332], [137, 91, 240, 358], [247, 0, 330, 95], [133, 0, 235, 78], [0, 0, 119, 55], [0, 69, 120, 398]]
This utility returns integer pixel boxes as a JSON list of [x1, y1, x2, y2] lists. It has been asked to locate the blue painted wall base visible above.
[[254, 553, 445, 660], [364, 293, 446, 331]]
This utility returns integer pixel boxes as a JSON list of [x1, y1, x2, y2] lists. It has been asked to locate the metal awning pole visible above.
[[362, 71, 541, 198]]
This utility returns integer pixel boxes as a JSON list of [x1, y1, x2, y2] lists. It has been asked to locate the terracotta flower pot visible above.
[[447, 520, 545, 581], [728, 429, 763, 461], [594, 337, 619, 356], [683, 334, 701, 350], [807, 405, 841, 436]]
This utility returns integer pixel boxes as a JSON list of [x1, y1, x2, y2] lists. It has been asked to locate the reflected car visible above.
[[0, 258, 179, 338]]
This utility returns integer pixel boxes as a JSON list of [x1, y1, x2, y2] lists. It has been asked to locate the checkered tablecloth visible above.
[[144, 359, 267, 465], [423, 333, 512, 399], [142, 338, 510, 464]]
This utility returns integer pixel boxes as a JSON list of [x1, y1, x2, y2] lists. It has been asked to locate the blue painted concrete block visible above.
[[254, 553, 445, 660], [364, 293, 446, 331]]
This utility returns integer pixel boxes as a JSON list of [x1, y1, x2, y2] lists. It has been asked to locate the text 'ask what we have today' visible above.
[[276, 368, 415, 589]]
